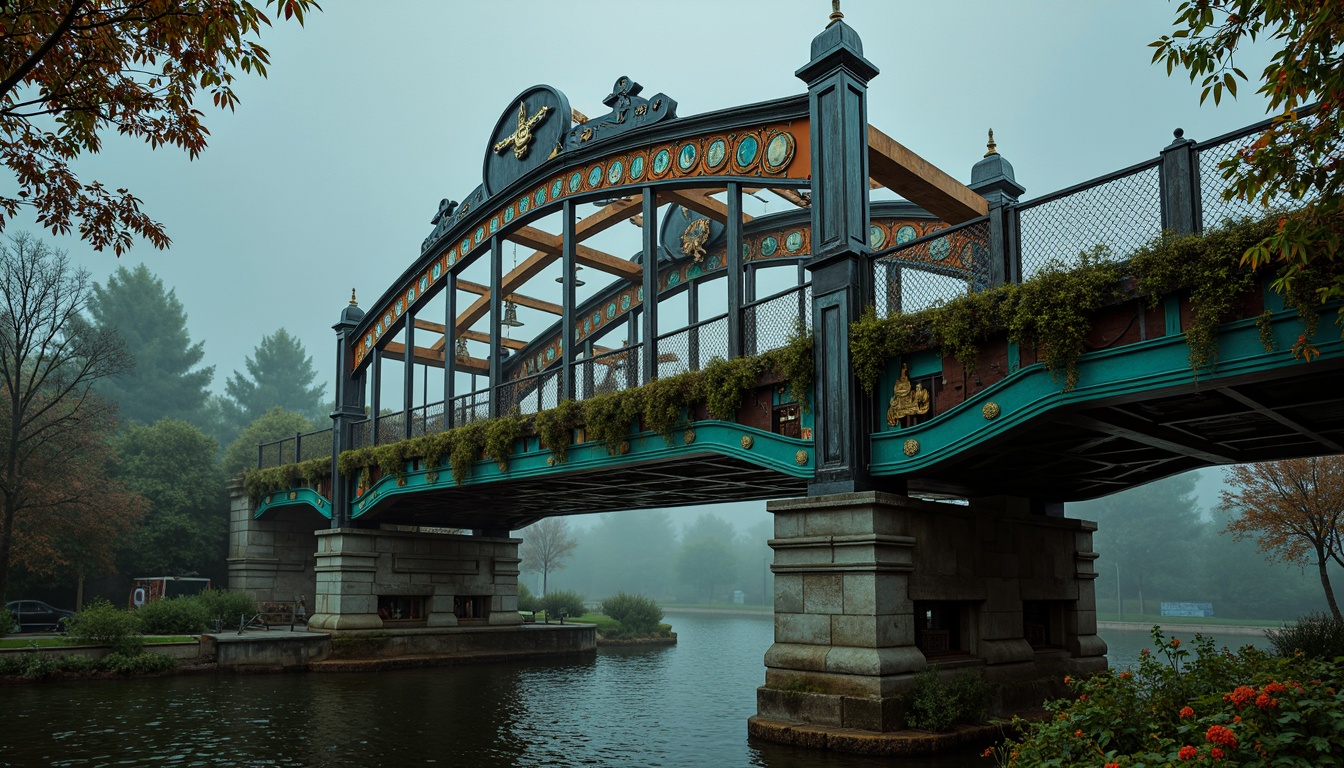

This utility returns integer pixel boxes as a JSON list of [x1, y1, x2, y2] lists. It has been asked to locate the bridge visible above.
[[229, 10, 1343, 749]]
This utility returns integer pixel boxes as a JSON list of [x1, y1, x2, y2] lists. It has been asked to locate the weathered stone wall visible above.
[[226, 480, 322, 605]]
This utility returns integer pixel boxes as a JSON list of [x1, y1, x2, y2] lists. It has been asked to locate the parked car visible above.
[[4, 599, 73, 633]]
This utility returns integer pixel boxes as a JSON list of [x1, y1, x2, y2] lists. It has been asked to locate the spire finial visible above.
[[984, 128, 998, 158], [349, 288, 358, 306], [828, 0, 844, 25]]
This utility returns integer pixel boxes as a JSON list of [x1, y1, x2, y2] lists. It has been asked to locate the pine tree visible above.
[[223, 329, 327, 432]]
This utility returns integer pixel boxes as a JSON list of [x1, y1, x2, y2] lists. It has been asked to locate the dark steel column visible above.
[[1160, 128, 1202, 235], [403, 309, 414, 440], [329, 296, 366, 528], [489, 236, 503, 417], [726, 182, 744, 360], [641, 188, 659, 386], [561, 200, 577, 401], [370, 346, 382, 446], [445, 272, 457, 428]]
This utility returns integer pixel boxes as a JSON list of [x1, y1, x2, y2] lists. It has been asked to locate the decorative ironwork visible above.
[[493, 100, 551, 160], [741, 435, 754, 450], [982, 401, 1001, 420], [795, 450, 809, 466], [903, 439, 920, 457], [886, 364, 930, 427]]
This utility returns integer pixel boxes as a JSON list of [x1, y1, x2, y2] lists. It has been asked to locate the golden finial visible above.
[[984, 129, 998, 158], [349, 289, 358, 306], [829, 0, 844, 25]]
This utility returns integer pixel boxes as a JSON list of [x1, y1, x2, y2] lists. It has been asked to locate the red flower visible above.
[[1263, 681, 1286, 695], [1180, 706, 1196, 719], [1179, 745, 1199, 760], [1225, 686, 1256, 708], [1171, 638, 1182, 648], [1232, 716, 1241, 723], [1075, 729, 1084, 738], [1119, 671, 1132, 679], [981, 748, 993, 757], [1141, 648, 1151, 656], [1105, 764, 1120, 768], [1063, 675, 1073, 685], [1211, 747, 1225, 759], [1079, 694, 1088, 702], [1255, 693, 1278, 710], [1206, 725, 1239, 749]]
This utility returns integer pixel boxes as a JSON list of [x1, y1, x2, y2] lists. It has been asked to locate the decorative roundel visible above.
[[895, 225, 917, 245], [785, 230, 804, 253], [448, 248, 458, 265], [489, 216, 499, 233], [591, 311, 602, 326], [583, 317, 592, 333], [518, 195, 529, 214], [735, 134, 760, 168], [677, 142, 698, 172], [551, 179, 563, 198], [708, 255, 720, 269], [929, 236, 951, 261], [764, 131, 796, 172], [431, 263, 442, 279], [606, 303, 617, 319], [406, 288, 415, 303], [761, 236, 779, 257], [667, 271, 681, 286], [474, 226, 485, 244], [569, 171, 583, 193], [869, 224, 887, 249], [706, 138, 728, 169], [961, 242, 981, 266], [534, 187, 547, 207], [903, 438, 920, 457], [687, 264, 702, 279], [620, 293, 631, 310], [394, 300, 404, 316], [384, 312, 392, 327], [629, 154, 646, 181], [586, 164, 603, 188], [535, 354, 544, 369], [365, 333, 373, 348], [545, 347, 556, 361], [982, 401, 1001, 420], [461, 237, 472, 253], [503, 206, 515, 224], [376, 320, 384, 335], [419, 276, 429, 291], [637, 286, 644, 301], [525, 360, 534, 374], [651, 148, 672, 176], [742, 242, 751, 259], [607, 159, 624, 185]]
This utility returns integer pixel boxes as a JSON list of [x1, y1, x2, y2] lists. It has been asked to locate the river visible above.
[[0, 613, 1269, 768]]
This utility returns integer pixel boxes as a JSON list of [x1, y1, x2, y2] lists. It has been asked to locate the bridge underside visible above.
[[910, 362, 1344, 501]]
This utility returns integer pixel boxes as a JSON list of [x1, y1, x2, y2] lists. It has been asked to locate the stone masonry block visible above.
[[775, 613, 832, 645], [774, 573, 804, 614], [803, 574, 844, 614]]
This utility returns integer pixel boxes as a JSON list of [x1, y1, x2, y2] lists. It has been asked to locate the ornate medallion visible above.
[[903, 439, 920, 457], [683, 430, 696, 445], [795, 450, 809, 466], [551, 179, 563, 198], [763, 131, 795, 172], [607, 159, 625, 185], [706, 138, 727, 169], [680, 218, 711, 263], [587, 165, 603, 188], [493, 100, 552, 160], [982, 401, 1001, 420], [929, 236, 951, 261], [677, 142, 698, 172], [569, 171, 583, 193], [886, 363, 931, 427], [735, 134, 760, 168], [761, 236, 779, 257], [869, 224, 887, 250], [895, 225, 917, 245], [741, 435, 754, 450], [652, 148, 672, 176], [785, 230, 804, 253], [629, 154, 646, 180]]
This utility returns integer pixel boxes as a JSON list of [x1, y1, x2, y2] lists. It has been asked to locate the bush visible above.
[[517, 582, 538, 613], [1267, 613, 1344, 660], [135, 596, 209, 635], [905, 668, 993, 732], [539, 590, 585, 620], [64, 598, 143, 655], [990, 627, 1344, 767], [102, 650, 177, 675], [600, 592, 664, 637], [0, 608, 14, 637], [194, 589, 257, 631]]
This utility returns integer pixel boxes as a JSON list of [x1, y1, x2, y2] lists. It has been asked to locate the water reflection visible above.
[[1, 615, 1264, 768]]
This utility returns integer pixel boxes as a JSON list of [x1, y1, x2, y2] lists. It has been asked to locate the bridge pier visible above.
[[752, 491, 1106, 740], [226, 480, 320, 607]]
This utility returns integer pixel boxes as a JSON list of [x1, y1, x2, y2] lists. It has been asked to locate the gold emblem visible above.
[[886, 363, 930, 427], [680, 218, 711, 263], [684, 430, 696, 445], [493, 100, 552, 160], [288, 491, 297, 500], [741, 435, 754, 450], [982, 401, 1001, 420], [619, 441, 631, 455], [796, 450, 809, 465], [903, 439, 920, 457]]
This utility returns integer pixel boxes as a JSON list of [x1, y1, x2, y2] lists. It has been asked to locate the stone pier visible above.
[[752, 491, 1106, 740], [226, 480, 321, 605]]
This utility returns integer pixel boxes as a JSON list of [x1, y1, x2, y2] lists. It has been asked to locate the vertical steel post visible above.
[[445, 272, 457, 428], [726, 182, 744, 360], [561, 200, 577, 401], [489, 236, 503, 417], [1160, 128, 1202, 235], [641, 189, 659, 386], [403, 309, 415, 441]]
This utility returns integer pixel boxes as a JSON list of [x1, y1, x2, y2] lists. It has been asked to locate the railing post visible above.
[[294, 431, 302, 463], [796, 12, 881, 495], [257, 443, 263, 470], [370, 347, 382, 445], [445, 271, 457, 429], [403, 306, 415, 440], [726, 182, 744, 360], [330, 292, 366, 528], [561, 199, 577, 401], [1160, 128, 1202, 235], [968, 131, 1026, 288], [488, 236, 504, 417], [641, 187, 659, 387]]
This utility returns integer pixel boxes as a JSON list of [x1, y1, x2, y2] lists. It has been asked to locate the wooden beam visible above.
[[453, 279, 562, 314], [867, 124, 988, 224], [507, 225, 640, 279], [383, 341, 490, 374], [662, 188, 755, 225]]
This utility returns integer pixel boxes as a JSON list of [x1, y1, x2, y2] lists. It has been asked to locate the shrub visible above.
[[539, 590, 585, 620], [905, 668, 993, 731], [600, 592, 664, 636], [1267, 613, 1344, 660], [65, 598, 143, 655], [0, 608, 14, 637], [517, 582, 538, 613], [135, 596, 209, 635], [102, 650, 177, 675], [194, 589, 257, 631]]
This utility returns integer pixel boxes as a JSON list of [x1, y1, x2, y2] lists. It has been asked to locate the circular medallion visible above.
[[569, 171, 583, 193], [489, 216, 499, 234], [652, 148, 671, 176], [687, 264, 702, 279], [395, 300, 404, 316], [587, 165, 604, 188], [637, 286, 644, 301], [629, 154, 646, 180], [432, 263, 442, 279], [546, 457, 555, 467], [420, 276, 429, 291], [620, 294, 631, 310], [406, 288, 415, 303], [583, 318, 591, 333], [735, 135, 760, 168], [869, 225, 887, 250], [708, 255, 720, 269], [551, 179, 563, 198], [683, 430, 696, 445], [461, 238, 471, 253], [764, 132, 796, 171], [607, 159, 624, 185], [741, 435, 754, 450], [618, 441, 630, 455], [785, 230, 804, 253], [706, 138, 727, 169], [518, 195, 529, 214], [606, 303, 617, 319], [895, 225, 917, 245], [982, 402, 1001, 420], [534, 188, 547, 207], [448, 249, 458, 265], [535, 354, 543, 369], [591, 311, 601, 326], [667, 271, 681, 286], [677, 143, 698, 172], [503, 206, 515, 224], [474, 226, 485, 244], [546, 347, 555, 361], [742, 243, 751, 260], [903, 439, 920, 457], [761, 236, 779, 257], [795, 450, 809, 466], [365, 333, 373, 348], [929, 236, 951, 261]]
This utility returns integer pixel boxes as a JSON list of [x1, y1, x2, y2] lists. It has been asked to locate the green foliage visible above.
[[583, 390, 642, 454], [483, 409, 524, 470], [1267, 614, 1344, 661], [223, 328, 328, 432], [65, 598, 143, 655], [243, 457, 328, 502], [992, 627, 1344, 767], [102, 650, 177, 675], [771, 319, 815, 411], [600, 592, 664, 637], [517, 582, 538, 613], [1008, 246, 1122, 391], [90, 264, 215, 427], [539, 589, 586, 619], [642, 370, 701, 442], [701, 357, 761, 421], [850, 305, 925, 394], [904, 668, 993, 731], [449, 422, 486, 484], [223, 406, 315, 476], [134, 596, 209, 635], [927, 289, 1006, 376], [194, 589, 257, 631], [0, 608, 14, 637], [535, 399, 581, 463]]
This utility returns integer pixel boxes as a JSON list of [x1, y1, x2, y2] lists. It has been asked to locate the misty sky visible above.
[[5, 0, 1277, 513]]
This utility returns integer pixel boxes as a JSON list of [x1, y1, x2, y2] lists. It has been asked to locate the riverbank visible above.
[[1097, 620, 1271, 637]]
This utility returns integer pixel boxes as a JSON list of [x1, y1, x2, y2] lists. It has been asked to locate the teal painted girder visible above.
[[254, 486, 332, 520], [870, 302, 1343, 476]]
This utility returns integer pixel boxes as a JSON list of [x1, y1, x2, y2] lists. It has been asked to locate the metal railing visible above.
[[257, 427, 334, 469], [450, 389, 491, 426], [656, 312, 730, 377], [743, 284, 811, 356], [872, 217, 989, 317], [577, 342, 643, 401], [497, 368, 562, 415]]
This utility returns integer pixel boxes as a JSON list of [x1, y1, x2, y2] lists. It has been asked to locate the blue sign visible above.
[[1161, 602, 1214, 618]]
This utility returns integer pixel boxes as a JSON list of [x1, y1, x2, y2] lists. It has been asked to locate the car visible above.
[[4, 599, 74, 633]]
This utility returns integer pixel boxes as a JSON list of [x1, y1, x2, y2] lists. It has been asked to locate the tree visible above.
[[0, 0, 318, 254], [223, 328, 327, 432], [1221, 456, 1344, 621], [1152, 2, 1344, 354], [568, 510, 677, 598], [0, 233, 132, 601], [89, 265, 214, 427], [676, 513, 739, 602], [222, 406, 313, 476], [114, 419, 227, 579], [520, 517, 578, 596]]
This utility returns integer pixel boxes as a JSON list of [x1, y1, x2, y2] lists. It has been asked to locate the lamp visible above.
[[501, 300, 524, 328], [454, 337, 468, 358], [556, 265, 585, 287]]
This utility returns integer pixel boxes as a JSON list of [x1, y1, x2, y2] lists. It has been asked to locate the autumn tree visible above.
[[520, 517, 578, 596], [1152, 2, 1344, 353], [0, 233, 132, 601], [1221, 456, 1344, 621], [0, 0, 318, 254]]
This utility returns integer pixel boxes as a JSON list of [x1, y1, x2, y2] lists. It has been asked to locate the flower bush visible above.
[[988, 627, 1344, 767]]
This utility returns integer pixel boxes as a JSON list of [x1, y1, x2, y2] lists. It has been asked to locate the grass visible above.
[[546, 612, 622, 632], [1096, 613, 1285, 628], [0, 635, 198, 649]]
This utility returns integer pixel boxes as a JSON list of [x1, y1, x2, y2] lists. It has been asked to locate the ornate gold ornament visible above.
[[982, 401, 1001, 420], [680, 218, 711, 263], [396, 478, 406, 487], [618, 441, 631, 455], [580, 127, 593, 142], [635, 104, 648, 116], [741, 435, 754, 450], [903, 439, 920, 457], [426, 471, 439, 484], [546, 457, 555, 467], [684, 430, 696, 445], [288, 491, 297, 500], [795, 450, 809, 465], [493, 100, 552, 160], [886, 363, 930, 427]]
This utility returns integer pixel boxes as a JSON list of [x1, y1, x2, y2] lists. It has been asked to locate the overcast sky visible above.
[[9, 0, 1277, 513]]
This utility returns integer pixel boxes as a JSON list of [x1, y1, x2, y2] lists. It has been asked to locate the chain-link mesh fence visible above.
[[374, 412, 406, 446], [1197, 119, 1320, 229], [497, 369, 561, 415], [744, 285, 810, 356], [350, 420, 370, 450], [298, 428, 334, 462], [873, 218, 990, 317], [409, 402, 445, 438], [257, 438, 293, 469], [1017, 160, 1162, 280], [450, 391, 490, 426], [577, 343, 642, 401]]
